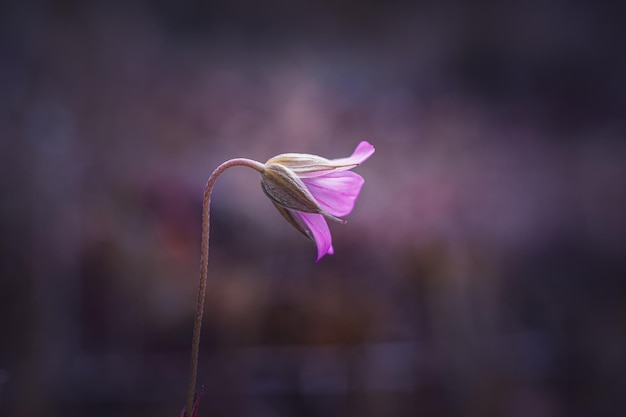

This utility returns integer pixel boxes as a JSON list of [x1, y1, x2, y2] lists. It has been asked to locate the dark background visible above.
[[1, 1, 625, 416]]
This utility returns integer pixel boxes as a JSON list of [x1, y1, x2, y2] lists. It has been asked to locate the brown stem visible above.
[[185, 158, 265, 417]]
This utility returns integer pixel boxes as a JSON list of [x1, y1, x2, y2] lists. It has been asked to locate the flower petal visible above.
[[328, 141, 375, 171], [271, 202, 312, 242], [278, 141, 375, 178], [296, 212, 334, 262], [302, 171, 365, 217]]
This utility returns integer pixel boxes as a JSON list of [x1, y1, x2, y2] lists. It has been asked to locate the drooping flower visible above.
[[182, 142, 373, 417], [260, 141, 375, 261]]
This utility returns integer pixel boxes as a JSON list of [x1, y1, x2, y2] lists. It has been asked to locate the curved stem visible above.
[[185, 158, 265, 417]]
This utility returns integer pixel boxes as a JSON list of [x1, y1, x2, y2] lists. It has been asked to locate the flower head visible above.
[[261, 141, 375, 261]]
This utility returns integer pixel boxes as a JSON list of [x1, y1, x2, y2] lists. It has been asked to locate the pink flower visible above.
[[261, 141, 375, 261]]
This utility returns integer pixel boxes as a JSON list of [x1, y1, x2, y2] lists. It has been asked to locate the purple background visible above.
[[1, 1, 625, 416]]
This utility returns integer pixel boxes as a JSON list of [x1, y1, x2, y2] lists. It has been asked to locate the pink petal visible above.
[[329, 141, 375, 170], [291, 141, 375, 179], [302, 171, 364, 217], [296, 212, 334, 261]]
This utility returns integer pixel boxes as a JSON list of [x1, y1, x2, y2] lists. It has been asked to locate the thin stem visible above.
[[185, 158, 265, 417]]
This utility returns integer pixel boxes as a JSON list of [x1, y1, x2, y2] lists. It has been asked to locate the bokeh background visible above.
[[1, 1, 625, 416]]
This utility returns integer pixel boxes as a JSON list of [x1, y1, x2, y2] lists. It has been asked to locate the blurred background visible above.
[[1, 0, 626, 416]]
